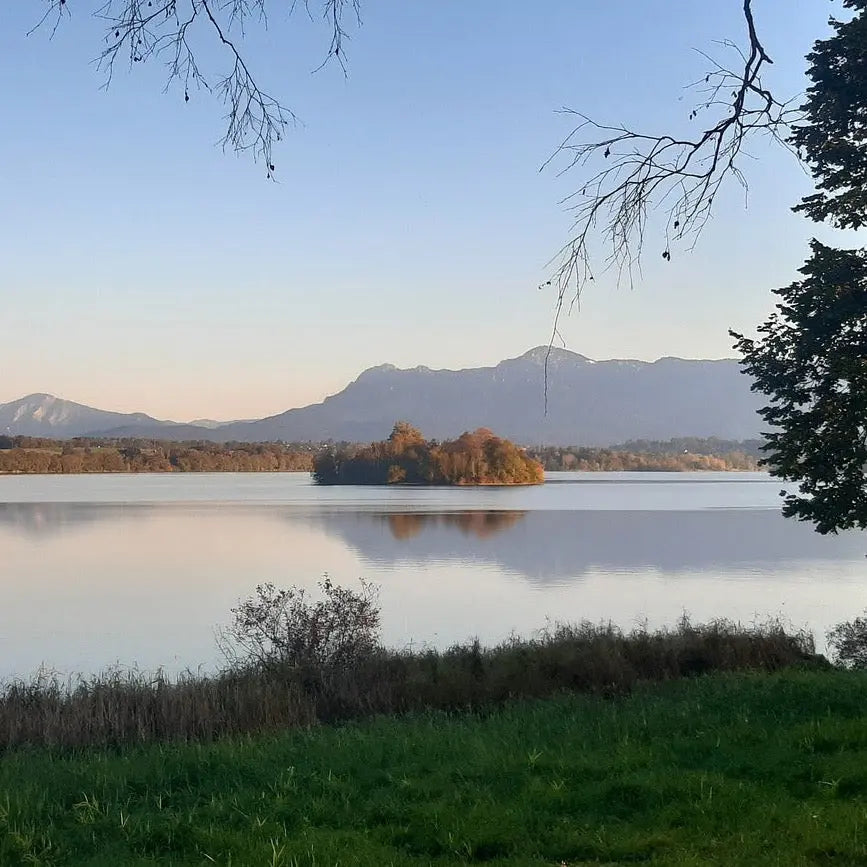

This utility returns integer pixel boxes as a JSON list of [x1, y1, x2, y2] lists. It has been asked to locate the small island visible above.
[[313, 422, 545, 486]]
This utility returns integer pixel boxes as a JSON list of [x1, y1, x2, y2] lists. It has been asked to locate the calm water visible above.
[[1, 472, 865, 677]]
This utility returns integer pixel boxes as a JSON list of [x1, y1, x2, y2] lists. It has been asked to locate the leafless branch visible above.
[[27, 0, 70, 39], [542, 0, 803, 334], [29, 0, 362, 174], [312, 0, 360, 75]]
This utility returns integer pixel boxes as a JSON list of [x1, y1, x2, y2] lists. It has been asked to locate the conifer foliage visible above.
[[733, 1, 867, 533]]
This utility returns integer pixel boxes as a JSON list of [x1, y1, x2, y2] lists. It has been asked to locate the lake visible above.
[[1, 471, 865, 678]]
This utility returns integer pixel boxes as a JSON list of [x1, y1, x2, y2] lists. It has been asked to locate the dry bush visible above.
[[219, 578, 380, 672]]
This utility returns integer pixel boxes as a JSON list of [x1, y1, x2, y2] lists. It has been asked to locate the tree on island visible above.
[[313, 422, 544, 486]]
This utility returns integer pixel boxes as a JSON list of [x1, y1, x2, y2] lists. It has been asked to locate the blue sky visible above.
[[0, 1, 838, 420]]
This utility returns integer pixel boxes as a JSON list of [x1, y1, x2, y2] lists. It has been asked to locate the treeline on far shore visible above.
[[528, 437, 762, 471], [0, 433, 763, 474], [527, 444, 760, 472], [0, 436, 314, 474]]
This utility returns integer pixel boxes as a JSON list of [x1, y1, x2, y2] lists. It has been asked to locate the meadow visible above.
[[1, 581, 861, 865], [2, 669, 867, 865]]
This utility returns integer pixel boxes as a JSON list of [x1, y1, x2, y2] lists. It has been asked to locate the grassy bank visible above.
[[0, 620, 814, 751], [2, 669, 867, 865]]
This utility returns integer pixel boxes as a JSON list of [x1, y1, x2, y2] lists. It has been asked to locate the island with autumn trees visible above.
[[312, 423, 545, 486]]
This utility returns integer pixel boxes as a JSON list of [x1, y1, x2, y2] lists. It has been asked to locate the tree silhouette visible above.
[[729, 1, 867, 533]]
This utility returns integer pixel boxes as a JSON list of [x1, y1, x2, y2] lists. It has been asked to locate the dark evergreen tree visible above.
[[733, 243, 867, 532], [733, 1, 867, 533]]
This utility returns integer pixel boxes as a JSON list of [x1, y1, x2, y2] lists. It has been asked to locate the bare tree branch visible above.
[[541, 0, 803, 353], [29, 0, 361, 175]]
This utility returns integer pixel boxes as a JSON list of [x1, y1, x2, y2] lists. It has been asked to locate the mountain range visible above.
[[0, 347, 765, 445]]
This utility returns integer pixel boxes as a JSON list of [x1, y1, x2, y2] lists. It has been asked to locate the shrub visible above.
[[220, 577, 381, 672], [827, 614, 867, 669]]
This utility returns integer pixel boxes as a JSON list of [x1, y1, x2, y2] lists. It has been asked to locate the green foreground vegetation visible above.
[[0, 600, 850, 866], [3, 669, 867, 866], [0, 617, 810, 751]]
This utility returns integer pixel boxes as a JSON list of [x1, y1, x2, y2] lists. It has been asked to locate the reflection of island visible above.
[[3, 502, 864, 584], [387, 511, 526, 540], [306, 509, 867, 583]]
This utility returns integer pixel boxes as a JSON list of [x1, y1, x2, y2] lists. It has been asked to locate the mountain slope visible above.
[[214, 347, 764, 444], [0, 394, 173, 438], [2, 348, 765, 444]]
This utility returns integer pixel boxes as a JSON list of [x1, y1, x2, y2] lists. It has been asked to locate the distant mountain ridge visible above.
[[0, 394, 174, 439], [1, 347, 765, 444]]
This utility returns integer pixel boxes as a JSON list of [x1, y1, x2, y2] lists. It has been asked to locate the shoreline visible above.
[[2, 669, 865, 864], [0, 618, 818, 751], [0, 467, 760, 476]]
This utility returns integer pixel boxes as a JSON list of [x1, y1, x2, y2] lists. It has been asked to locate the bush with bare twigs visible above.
[[219, 577, 381, 672]]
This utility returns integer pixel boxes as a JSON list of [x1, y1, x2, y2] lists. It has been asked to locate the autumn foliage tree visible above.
[[313, 423, 544, 486], [0, 437, 314, 474]]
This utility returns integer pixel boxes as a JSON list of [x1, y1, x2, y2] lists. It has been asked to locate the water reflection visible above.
[[385, 511, 526, 540], [1, 502, 864, 582], [0, 502, 153, 539], [305, 509, 866, 581], [2, 485, 866, 678]]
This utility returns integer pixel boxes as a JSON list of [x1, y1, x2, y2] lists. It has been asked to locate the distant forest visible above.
[[0, 436, 314, 474], [0, 434, 762, 474], [313, 424, 545, 486], [611, 437, 764, 457], [528, 438, 762, 472]]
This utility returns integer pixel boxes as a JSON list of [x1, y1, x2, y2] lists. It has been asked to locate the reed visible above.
[[0, 616, 818, 751]]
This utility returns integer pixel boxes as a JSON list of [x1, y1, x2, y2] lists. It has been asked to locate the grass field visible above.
[[3, 668, 867, 865]]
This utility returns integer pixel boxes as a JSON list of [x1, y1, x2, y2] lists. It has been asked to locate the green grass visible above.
[[3, 669, 867, 865]]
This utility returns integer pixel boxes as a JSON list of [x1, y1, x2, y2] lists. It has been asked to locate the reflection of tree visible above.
[[386, 511, 526, 541], [388, 514, 426, 540]]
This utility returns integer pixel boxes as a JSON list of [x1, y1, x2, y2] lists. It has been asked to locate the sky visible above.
[[0, 1, 842, 421]]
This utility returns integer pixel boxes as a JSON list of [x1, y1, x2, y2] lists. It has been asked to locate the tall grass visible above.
[[4, 670, 867, 865], [0, 617, 817, 751]]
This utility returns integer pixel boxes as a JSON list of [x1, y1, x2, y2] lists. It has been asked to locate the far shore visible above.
[[0, 434, 762, 476], [0, 466, 762, 476]]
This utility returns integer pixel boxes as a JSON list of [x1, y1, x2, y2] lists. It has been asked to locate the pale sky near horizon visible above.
[[0, 2, 843, 421]]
